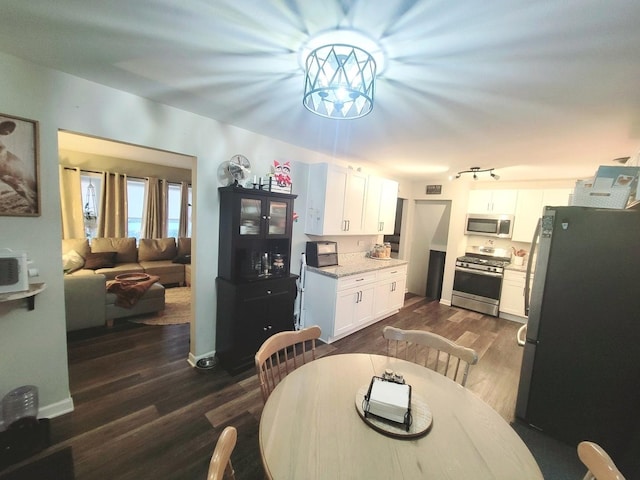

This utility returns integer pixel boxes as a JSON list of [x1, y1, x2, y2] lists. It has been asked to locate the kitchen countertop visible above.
[[306, 254, 408, 279], [504, 263, 530, 273]]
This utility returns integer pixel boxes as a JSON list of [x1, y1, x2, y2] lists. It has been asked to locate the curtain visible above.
[[142, 177, 168, 238], [98, 172, 128, 238], [178, 181, 189, 238], [59, 166, 85, 239]]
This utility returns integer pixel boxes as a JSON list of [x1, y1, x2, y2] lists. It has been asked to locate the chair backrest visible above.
[[382, 326, 478, 386], [255, 325, 322, 404], [578, 441, 626, 480], [207, 426, 237, 480]]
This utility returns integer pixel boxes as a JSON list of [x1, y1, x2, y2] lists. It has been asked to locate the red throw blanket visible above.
[[106, 275, 160, 308]]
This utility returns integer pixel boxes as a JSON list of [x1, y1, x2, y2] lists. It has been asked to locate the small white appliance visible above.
[[0, 248, 29, 294]]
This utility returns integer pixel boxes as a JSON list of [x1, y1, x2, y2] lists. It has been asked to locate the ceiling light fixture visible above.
[[303, 43, 376, 119], [455, 167, 500, 180]]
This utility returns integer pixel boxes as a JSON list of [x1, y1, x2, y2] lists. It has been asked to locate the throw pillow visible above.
[[62, 249, 85, 274], [84, 251, 117, 270], [172, 254, 191, 265]]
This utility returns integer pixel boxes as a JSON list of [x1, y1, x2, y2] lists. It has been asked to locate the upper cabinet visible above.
[[511, 188, 572, 243], [364, 176, 399, 235], [218, 186, 296, 281], [467, 190, 518, 214]]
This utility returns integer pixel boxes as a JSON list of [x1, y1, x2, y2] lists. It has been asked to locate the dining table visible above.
[[259, 353, 543, 479]]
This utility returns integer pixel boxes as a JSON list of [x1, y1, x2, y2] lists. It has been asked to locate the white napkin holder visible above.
[[363, 376, 412, 430]]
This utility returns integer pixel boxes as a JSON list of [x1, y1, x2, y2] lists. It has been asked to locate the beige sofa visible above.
[[62, 237, 191, 285], [62, 237, 190, 331], [64, 274, 166, 331]]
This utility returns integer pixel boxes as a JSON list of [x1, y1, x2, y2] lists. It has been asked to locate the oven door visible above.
[[452, 266, 503, 316]]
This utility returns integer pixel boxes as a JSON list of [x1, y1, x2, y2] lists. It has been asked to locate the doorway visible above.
[[406, 200, 452, 300]]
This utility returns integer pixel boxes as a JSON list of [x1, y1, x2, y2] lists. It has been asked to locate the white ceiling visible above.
[[2, 0, 640, 181]]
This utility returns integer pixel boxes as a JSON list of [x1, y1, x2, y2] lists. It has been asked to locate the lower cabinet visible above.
[[304, 265, 408, 344], [373, 267, 407, 319], [216, 275, 297, 374], [499, 269, 531, 321]]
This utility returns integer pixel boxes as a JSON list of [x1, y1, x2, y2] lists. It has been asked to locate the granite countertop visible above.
[[504, 263, 533, 273], [306, 253, 408, 279]]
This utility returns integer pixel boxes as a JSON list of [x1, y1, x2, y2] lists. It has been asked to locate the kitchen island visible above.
[[303, 255, 409, 343]]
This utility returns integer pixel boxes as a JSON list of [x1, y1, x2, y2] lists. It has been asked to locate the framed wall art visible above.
[[0, 113, 40, 216]]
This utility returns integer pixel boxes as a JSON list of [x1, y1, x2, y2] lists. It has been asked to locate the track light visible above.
[[455, 166, 500, 180]]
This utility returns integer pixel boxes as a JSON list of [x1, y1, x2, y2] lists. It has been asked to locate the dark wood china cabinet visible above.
[[215, 185, 298, 374]]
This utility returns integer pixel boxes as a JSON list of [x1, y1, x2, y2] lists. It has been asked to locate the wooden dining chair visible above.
[[207, 426, 237, 480], [577, 441, 626, 480], [255, 325, 322, 404], [382, 326, 478, 386]]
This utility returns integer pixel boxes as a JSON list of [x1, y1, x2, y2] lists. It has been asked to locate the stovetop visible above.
[[457, 255, 510, 267], [456, 246, 511, 273]]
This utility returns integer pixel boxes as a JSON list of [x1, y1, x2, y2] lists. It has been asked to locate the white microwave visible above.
[[464, 213, 515, 238], [0, 249, 29, 294]]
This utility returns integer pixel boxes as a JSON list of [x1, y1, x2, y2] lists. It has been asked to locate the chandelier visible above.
[[303, 43, 376, 119], [455, 167, 500, 180]]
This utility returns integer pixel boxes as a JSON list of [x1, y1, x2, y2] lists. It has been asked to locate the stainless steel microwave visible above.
[[464, 213, 515, 238]]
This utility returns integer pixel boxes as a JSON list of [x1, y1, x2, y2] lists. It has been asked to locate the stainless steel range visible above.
[[451, 247, 511, 316]]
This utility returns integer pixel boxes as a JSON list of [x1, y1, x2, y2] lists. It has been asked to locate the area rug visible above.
[[128, 286, 191, 325]]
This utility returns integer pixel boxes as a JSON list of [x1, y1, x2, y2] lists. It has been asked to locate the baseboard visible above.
[[39, 396, 74, 420], [439, 298, 451, 306], [499, 312, 527, 324], [1, 396, 76, 428]]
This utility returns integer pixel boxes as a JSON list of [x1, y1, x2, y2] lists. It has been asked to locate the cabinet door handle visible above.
[[379, 221, 384, 231], [263, 325, 273, 332], [266, 290, 272, 295], [266, 216, 271, 220], [346, 220, 350, 231], [355, 278, 364, 282]]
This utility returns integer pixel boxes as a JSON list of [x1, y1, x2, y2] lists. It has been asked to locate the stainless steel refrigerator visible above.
[[515, 206, 640, 476]]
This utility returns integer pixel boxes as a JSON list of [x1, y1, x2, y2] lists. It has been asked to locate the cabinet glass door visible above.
[[268, 200, 288, 235], [240, 198, 262, 235]]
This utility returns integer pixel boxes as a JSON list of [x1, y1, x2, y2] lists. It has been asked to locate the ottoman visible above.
[[105, 282, 166, 326]]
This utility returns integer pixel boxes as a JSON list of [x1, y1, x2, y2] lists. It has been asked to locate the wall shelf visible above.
[[0, 283, 46, 311]]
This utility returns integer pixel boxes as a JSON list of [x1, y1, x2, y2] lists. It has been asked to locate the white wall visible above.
[[0, 52, 340, 419]]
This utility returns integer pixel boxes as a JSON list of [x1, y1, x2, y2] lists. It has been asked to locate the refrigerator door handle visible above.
[[524, 219, 541, 316]]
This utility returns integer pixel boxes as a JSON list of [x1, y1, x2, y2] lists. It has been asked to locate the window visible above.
[[127, 179, 145, 240], [80, 173, 101, 239], [78, 172, 191, 240], [167, 183, 181, 238]]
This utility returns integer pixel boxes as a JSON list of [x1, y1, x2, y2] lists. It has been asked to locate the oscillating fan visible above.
[[227, 154, 251, 185], [217, 154, 252, 186]]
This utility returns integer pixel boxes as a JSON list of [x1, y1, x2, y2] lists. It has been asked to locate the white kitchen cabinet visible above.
[[512, 188, 572, 243], [305, 163, 368, 235], [500, 269, 533, 320], [468, 189, 517, 214], [335, 283, 375, 337], [373, 265, 407, 318], [364, 176, 399, 234], [303, 264, 407, 343]]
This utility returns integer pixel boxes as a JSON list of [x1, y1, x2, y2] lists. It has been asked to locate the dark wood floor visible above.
[[3, 295, 524, 480]]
